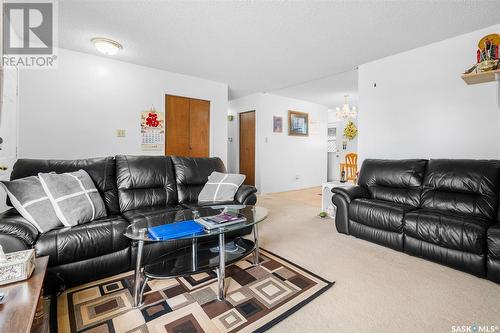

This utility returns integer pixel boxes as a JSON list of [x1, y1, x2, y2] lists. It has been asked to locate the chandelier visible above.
[[336, 95, 357, 120]]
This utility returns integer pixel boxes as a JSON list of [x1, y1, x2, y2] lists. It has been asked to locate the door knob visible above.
[[0, 165, 8, 171]]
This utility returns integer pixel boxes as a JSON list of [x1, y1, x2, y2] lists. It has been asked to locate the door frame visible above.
[[238, 110, 256, 186], [164, 94, 211, 157]]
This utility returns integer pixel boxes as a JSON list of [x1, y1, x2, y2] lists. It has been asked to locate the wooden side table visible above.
[[0, 256, 49, 333]]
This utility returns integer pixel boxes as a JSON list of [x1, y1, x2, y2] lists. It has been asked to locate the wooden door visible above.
[[165, 95, 190, 156], [188, 99, 210, 157], [239, 111, 255, 186], [165, 95, 210, 157]]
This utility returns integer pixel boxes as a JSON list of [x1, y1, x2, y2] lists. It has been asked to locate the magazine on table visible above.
[[195, 211, 247, 230]]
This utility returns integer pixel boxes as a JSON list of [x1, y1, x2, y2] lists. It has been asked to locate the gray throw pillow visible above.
[[198, 171, 246, 203], [0, 176, 63, 233], [38, 169, 107, 226]]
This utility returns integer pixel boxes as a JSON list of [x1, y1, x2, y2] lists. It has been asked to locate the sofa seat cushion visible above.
[[349, 198, 415, 232], [122, 206, 185, 225], [35, 215, 130, 266], [404, 209, 489, 255]]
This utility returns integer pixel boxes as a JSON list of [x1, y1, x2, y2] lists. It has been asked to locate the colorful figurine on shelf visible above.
[[464, 33, 500, 74], [476, 34, 499, 72]]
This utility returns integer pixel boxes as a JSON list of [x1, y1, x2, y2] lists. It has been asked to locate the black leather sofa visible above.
[[332, 159, 500, 284], [0, 155, 257, 291]]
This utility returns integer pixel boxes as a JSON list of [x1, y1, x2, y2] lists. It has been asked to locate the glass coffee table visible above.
[[124, 205, 268, 307]]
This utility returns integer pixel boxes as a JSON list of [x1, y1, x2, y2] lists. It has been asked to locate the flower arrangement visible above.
[[343, 121, 358, 140]]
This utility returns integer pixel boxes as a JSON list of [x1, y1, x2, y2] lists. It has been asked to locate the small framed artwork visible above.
[[288, 110, 309, 136], [273, 116, 283, 133]]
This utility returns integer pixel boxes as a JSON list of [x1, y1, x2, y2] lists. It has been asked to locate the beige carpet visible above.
[[257, 192, 500, 333], [269, 187, 322, 208]]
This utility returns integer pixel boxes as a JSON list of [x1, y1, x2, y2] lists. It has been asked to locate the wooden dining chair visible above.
[[340, 153, 358, 183]]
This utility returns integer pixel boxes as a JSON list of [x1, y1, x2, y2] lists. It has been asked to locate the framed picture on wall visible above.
[[273, 116, 283, 133], [288, 110, 308, 136]]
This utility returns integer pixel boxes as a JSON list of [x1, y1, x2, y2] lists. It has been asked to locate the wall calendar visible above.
[[141, 107, 165, 151]]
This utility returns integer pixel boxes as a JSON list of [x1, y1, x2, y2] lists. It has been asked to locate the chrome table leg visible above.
[[138, 277, 150, 306], [133, 229, 146, 307], [217, 232, 226, 301], [253, 223, 260, 266], [192, 238, 198, 271]]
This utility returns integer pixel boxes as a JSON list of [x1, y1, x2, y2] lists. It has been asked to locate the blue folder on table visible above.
[[148, 220, 204, 240]]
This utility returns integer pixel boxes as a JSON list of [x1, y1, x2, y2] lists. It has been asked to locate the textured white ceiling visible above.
[[58, 0, 500, 100], [272, 70, 358, 109]]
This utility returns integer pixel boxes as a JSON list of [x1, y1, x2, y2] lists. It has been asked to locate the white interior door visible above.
[[0, 66, 19, 212]]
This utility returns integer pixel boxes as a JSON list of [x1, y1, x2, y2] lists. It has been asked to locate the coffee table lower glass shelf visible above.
[[124, 205, 268, 307], [144, 238, 255, 279]]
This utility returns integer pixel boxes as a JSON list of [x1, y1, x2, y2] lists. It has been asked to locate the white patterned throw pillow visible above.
[[198, 171, 246, 203], [38, 170, 107, 226]]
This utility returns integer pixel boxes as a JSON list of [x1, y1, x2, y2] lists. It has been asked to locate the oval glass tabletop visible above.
[[124, 205, 268, 242]]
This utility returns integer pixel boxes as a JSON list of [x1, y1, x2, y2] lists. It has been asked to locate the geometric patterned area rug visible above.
[[55, 249, 333, 333]]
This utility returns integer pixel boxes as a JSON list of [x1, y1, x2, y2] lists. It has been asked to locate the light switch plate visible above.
[[116, 129, 126, 137]]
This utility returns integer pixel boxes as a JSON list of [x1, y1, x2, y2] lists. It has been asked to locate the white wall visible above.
[[18, 48, 229, 164], [0, 67, 19, 212], [358, 23, 500, 162], [229, 93, 328, 193]]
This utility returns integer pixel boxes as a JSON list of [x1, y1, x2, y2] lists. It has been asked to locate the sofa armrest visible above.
[[487, 223, 500, 260], [331, 185, 369, 203], [331, 185, 369, 235], [0, 208, 39, 251], [487, 223, 500, 283], [235, 185, 258, 205]]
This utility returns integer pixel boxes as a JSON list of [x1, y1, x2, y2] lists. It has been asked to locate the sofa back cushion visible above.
[[171, 156, 226, 204], [421, 159, 500, 220], [10, 157, 119, 215], [358, 159, 428, 207], [115, 155, 177, 212]]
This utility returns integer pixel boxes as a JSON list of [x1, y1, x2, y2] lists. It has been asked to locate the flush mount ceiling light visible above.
[[91, 37, 122, 55]]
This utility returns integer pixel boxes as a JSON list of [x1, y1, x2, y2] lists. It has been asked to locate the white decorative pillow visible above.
[[198, 172, 246, 202], [0, 176, 63, 233], [38, 169, 107, 226]]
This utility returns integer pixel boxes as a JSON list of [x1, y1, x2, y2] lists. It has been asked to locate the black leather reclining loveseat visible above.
[[0, 155, 257, 291], [332, 159, 500, 284]]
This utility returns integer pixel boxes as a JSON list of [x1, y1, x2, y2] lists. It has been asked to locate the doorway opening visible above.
[[239, 111, 255, 186]]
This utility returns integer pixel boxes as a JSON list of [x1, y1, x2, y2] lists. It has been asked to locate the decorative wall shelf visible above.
[[461, 69, 500, 85], [461, 69, 500, 107]]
